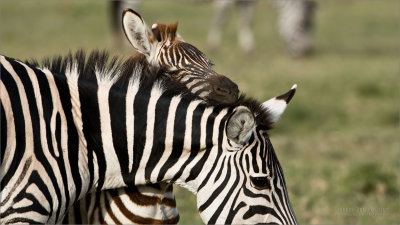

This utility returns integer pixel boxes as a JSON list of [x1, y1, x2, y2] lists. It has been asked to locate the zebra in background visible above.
[[109, 0, 316, 57], [1, 11, 299, 222], [207, 0, 317, 56], [0, 47, 298, 223], [64, 9, 239, 224]]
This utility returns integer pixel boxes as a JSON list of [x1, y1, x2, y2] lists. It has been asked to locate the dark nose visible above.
[[207, 75, 239, 105]]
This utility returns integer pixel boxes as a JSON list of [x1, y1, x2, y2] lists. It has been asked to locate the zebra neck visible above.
[[74, 76, 230, 192]]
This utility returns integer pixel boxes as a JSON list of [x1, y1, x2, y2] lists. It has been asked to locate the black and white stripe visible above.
[[65, 8, 239, 224], [1, 50, 297, 224]]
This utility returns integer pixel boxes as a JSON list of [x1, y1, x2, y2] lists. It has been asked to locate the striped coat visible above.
[[1, 49, 298, 224]]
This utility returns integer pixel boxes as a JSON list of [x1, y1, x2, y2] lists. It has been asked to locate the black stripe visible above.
[[195, 110, 228, 188], [16, 170, 52, 218], [242, 183, 271, 201], [73, 201, 83, 224], [185, 107, 220, 183], [251, 139, 260, 173], [109, 84, 129, 182], [34, 67, 71, 220], [208, 154, 242, 224], [5, 218, 42, 224], [171, 103, 205, 182], [78, 75, 106, 191], [271, 193, 289, 224], [53, 69, 81, 201], [256, 131, 267, 174], [0, 60, 26, 190], [11, 60, 63, 221], [225, 151, 248, 224], [130, 86, 150, 184], [145, 93, 171, 181], [198, 156, 232, 214], [245, 154, 250, 174], [1, 102, 7, 164], [275, 165, 293, 223], [243, 205, 277, 221], [157, 98, 189, 182], [213, 156, 226, 182]]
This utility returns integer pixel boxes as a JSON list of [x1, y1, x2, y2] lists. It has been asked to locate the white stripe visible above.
[[135, 84, 163, 184], [191, 83, 207, 95], [64, 60, 91, 197], [150, 96, 181, 182], [126, 78, 139, 173], [97, 78, 124, 190], [200, 106, 214, 150], [0, 81, 16, 182], [23, 65, 68, 218], [162, 100, 201, 180], [104, 190, 131, 223], [0, 56, 34, 212], [38, 66, 74, 203], [218, 153, 246, 222], [176, 106, 214, 190]]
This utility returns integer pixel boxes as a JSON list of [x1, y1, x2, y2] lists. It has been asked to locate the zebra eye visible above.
[[250, 176, 271, 190]]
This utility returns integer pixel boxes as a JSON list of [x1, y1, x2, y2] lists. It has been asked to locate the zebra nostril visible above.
[[215, 76, 238, 95], [206, 75, 239, 104], [216, 86, 229, 94]]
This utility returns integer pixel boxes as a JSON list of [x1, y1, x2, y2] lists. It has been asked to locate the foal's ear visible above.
[[262, 84, 297, 123], [226, 106, 255, 146], [122, 9, 153, 56]]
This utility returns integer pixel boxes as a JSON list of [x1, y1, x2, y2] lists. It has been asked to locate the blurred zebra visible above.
[[64, 9, 239, 224], [1, 43, 298, 224], [110, 0, 316, 56], [207, 0, 317, 56]]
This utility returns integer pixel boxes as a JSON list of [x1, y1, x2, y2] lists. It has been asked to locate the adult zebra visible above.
[[64, 9, 240, 224], [0, 49, 298, 224]]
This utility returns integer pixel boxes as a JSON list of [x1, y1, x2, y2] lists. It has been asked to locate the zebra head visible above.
[[122, 9, 239, 104], [195, 85, 298, 224]]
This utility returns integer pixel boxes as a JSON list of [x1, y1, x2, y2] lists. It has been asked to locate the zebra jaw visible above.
[[261, 84, 297, 123]]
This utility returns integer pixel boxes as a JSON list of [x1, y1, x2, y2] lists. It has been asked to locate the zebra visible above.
[[64, 9, 240, 224], [207, 0, 317, 56], [109, 0, 316, 57], [0, 42, 298, 224]]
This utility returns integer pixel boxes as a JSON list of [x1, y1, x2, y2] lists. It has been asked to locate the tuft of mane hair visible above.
[[152, 22, 179, 42], [25, 49, 273, 130], [25, 49, 195, 98]]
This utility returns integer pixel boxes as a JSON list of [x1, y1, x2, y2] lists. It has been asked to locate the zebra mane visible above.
[[26, 49, 273, 129], [26, 49, 193, 96]]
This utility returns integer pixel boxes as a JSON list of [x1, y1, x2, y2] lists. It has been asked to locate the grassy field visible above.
[[1, 0, 399, 224]]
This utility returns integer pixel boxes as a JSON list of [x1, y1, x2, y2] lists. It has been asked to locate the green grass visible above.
[[1, 0, 399, 224]]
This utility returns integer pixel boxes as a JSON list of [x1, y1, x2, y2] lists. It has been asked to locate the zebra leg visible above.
[[276, 0, 317, 57], [207, 0, 234, 52], [236, 0, 255, 54]]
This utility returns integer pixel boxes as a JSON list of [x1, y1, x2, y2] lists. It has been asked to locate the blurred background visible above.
[[1, 0, 399, 224]]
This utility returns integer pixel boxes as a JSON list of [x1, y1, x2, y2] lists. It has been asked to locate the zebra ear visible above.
[[261, 84, 297, 123], [122, 9, 153, 56], [226, 106, 255, 146]]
